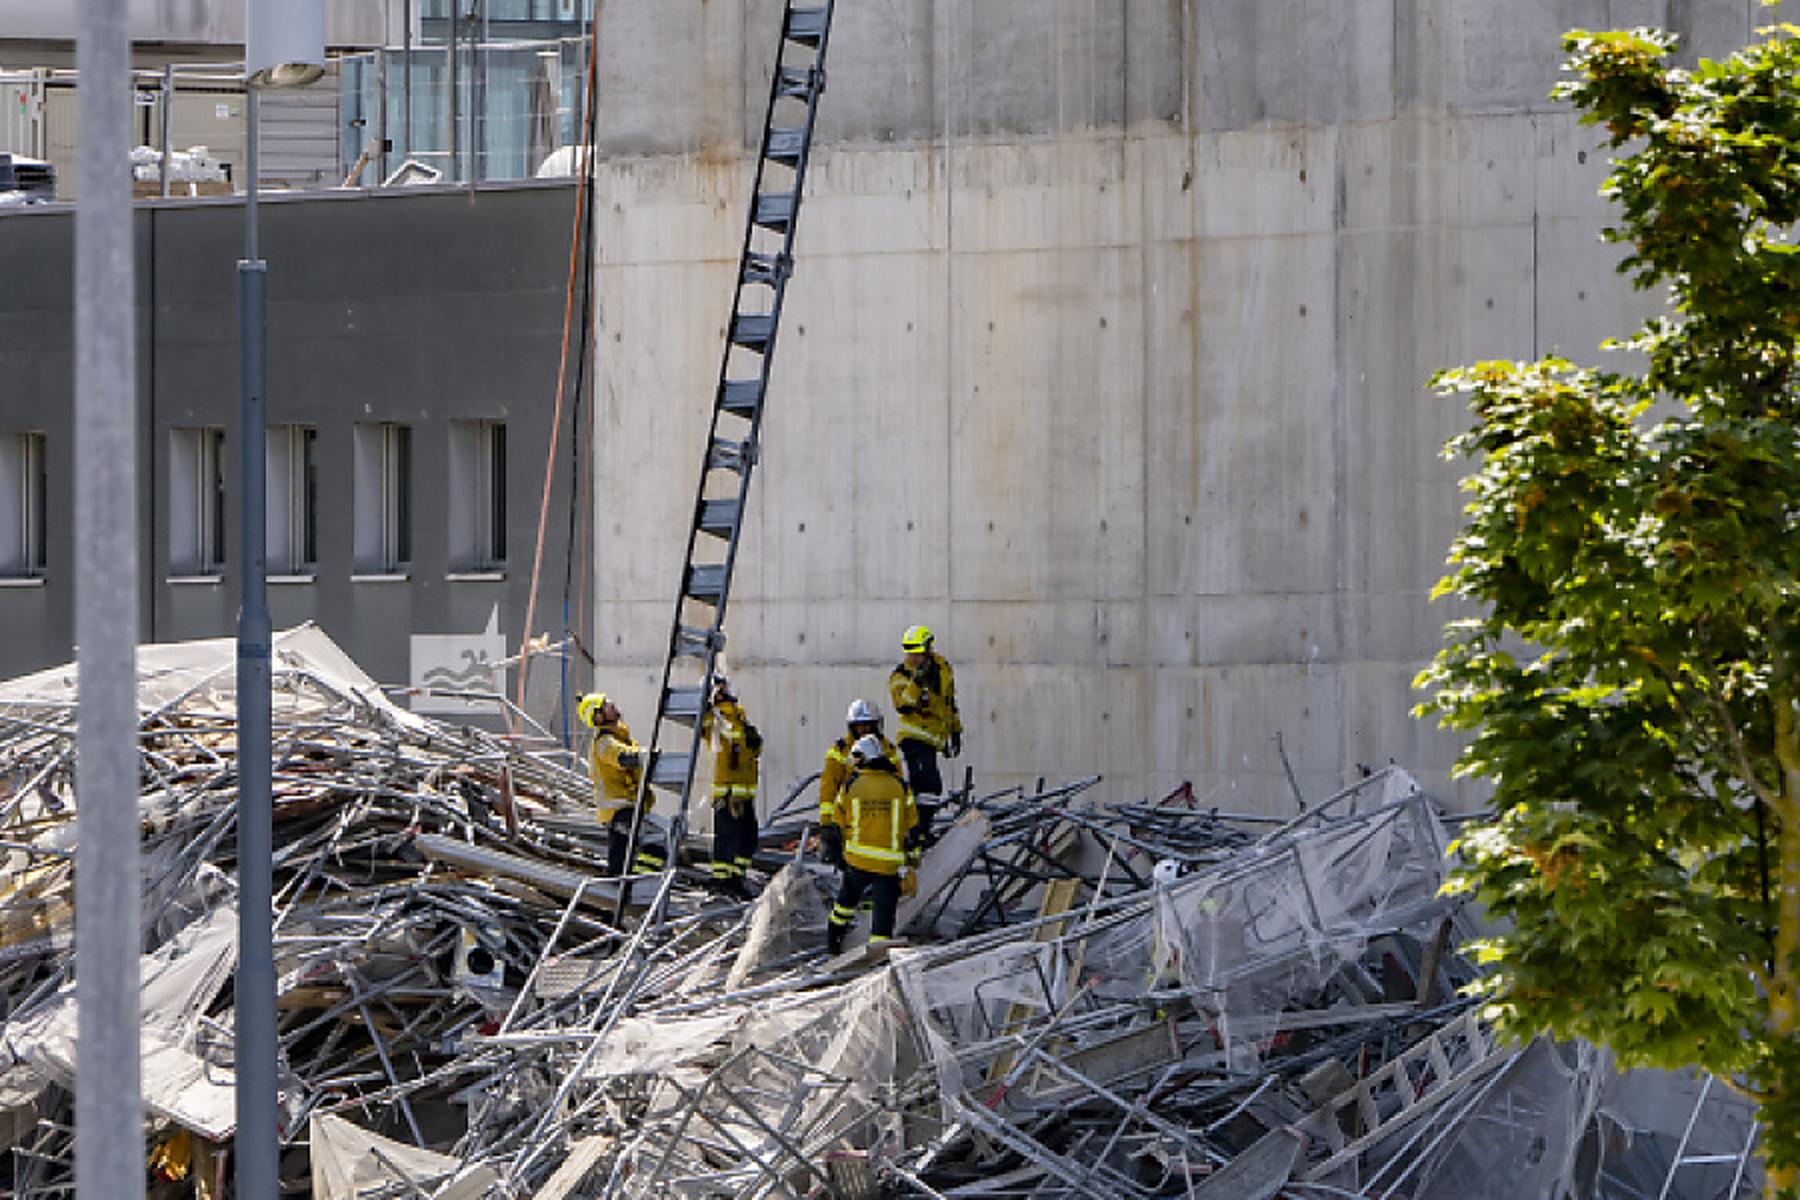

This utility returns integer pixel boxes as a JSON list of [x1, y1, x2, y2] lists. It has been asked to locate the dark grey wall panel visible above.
[[0, 183, 587, 731]]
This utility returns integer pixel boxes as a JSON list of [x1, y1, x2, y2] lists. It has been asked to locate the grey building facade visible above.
[[0, 180, 592, 734]]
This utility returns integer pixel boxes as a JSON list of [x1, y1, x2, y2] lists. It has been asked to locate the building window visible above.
[[169, 428, 226, 575], [0, 433, 47, 577], [267, 425, 318, 575], [354, 423, 412, 573], [448, 420, 506, 571]]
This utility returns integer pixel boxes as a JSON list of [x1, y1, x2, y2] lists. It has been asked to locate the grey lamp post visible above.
[[237, 4, 322, 1196], [75, 1, 141, 1196]]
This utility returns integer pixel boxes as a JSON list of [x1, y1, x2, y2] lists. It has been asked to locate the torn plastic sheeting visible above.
[[1155, 795, 1448, 995], [729, 970, 905, 1094], [724, 862, 829, 992], [0, 624, 425, 735], [610, 971, 912, 1189], [141, 903, 238, 1036], [891, 793, 1457, 1110], [310, 1112, 497, 1199], [895, 936, 1069, 1102], [1152, 795, 1452, 1069], [566, 1009, 743, 1079], [5, 904, 239, 1138], [621, 1043, 894, 1199], [1353, 1037, 1610, 1199]]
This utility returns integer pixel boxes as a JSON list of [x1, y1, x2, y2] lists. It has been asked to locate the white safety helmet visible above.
[[851, 734, 884, 762], [1153, 859, 1183, 888], [846, 698, 883, 728]]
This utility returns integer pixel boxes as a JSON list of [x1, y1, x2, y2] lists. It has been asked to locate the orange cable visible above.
[[515, 25, 600, 724]]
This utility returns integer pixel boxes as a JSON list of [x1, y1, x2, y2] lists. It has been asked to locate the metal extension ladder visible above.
[[619, 0, 837, 908]]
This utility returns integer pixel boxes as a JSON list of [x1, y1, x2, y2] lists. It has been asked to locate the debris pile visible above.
[[0, 629, 1765, 1197]]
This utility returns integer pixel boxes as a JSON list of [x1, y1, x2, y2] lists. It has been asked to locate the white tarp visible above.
[[310, 1113, 497, 1200], [4, 904, 239, 1138], [0, 623, 426, 736], [574, 1010, 743, 1080]]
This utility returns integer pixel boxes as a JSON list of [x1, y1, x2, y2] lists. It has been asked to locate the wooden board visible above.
[[895, 809, 992, 935]]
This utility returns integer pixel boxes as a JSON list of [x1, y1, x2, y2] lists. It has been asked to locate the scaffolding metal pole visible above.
[[158, 63, 172, 197], [74, 0, 143, 1196], [402, 0, 413, 159]]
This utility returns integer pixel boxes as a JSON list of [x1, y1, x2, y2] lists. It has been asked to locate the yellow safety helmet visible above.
[[577, 692, 610, 729], [901, 624, 934, 653]]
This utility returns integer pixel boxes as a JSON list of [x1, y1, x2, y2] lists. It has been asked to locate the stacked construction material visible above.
[[0, 631, 1764, 1198]]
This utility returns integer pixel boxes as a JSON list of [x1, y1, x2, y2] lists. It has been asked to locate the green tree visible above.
[[1418, 25, 1800, 1192]]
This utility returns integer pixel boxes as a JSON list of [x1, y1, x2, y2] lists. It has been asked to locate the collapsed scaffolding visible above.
[[0, 629, 1766, 1197]]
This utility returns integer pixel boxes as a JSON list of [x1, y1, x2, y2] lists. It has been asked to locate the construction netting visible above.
[[0, 628, 1767, 1197]]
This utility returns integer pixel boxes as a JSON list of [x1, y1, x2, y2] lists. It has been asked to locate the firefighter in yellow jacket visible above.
[[819, 735, 918, 955], [818, 698, 898, 829], [887, 624, 961, 841], [578, 692, 666, 878], [701, 675, 761, 898]]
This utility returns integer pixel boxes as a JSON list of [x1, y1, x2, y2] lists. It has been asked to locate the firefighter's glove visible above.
[[819, 824, 845, 868], [946, 732, 962, 759], [900, 867, 919, 899]]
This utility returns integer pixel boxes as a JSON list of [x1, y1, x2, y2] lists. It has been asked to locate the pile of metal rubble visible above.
[[0, 628, 1766, 1197]]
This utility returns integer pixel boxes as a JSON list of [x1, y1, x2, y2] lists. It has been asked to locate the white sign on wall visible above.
[[410, 605, 506, 715]]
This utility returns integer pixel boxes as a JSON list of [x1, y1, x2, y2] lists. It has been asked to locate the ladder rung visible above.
[[698, 498, 741, 538], [753, 192, 795, 231], [650, 751, 693, 790], [719, 379, 763, 416], [673, 625, 717, 659], [709, 437, 756, 474], [785, 6, 828, 46], [776, 65, 822, 100], [742, 250, 791, 288], [766, 126, 805, 163], [686, 563, 728, 602], [662, 685, 705, 724], [731, 312, 774, 351]]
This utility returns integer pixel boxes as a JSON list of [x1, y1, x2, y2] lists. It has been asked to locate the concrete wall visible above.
[[586, 0, 1772, 816], [0, 182, 587, 732]]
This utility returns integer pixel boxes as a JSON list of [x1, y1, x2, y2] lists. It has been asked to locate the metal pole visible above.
[[235, 83, 278, 1200], [374, 49, 388, 184], [402, 0, 412, 159], [74, 0, 143, 1197], [158, 63, 172, 198], [474, 0, 487, 184], [447, 7, 458, 183]]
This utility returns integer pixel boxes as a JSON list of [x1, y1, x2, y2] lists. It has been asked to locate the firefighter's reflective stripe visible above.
[[846, 789, 905, 866], [633, 847, 666, 875], [888, 653, 960, 750], [590, 721, 644, 816], [896, 718, 944, 750]]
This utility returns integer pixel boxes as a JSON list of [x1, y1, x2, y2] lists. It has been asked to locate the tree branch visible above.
[[1702, 682, 1782, 811]]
